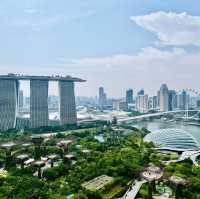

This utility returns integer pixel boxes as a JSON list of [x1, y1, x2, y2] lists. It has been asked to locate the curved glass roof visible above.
[[144, 128, 200, 150]]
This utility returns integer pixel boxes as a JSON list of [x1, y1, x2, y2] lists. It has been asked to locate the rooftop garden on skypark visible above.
[[0, 122, 200, 199]]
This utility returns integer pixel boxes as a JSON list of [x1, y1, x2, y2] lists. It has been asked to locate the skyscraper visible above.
[[177, 90, 188, 110], [126, 89, 133, 104], [98, 87, 107, 109], [19, 90, 24, 110], [157, 90, 160, 108], [148, 97, 153, 110], [152, 96, 158, 109], [112, 100, 128, 111], [168, 90, 176, 111], [136, 90, 148, 113], [137, 89, 144, 96], [196, 100, 200, 108], [159, 84, 169, 112]]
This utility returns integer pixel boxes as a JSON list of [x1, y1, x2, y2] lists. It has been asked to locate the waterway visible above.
[[132, 119, 200, 144]]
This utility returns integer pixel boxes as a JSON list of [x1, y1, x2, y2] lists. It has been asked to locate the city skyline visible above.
[[1, 0, 200, 97], [1, 2, 200, 198], [19, 81, 200, 99]]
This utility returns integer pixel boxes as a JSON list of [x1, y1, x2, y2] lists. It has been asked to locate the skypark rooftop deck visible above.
[[0, 74, 86, 82]]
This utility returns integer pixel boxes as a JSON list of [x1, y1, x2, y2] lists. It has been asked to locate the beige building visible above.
[[159, 84, 169, 112], [136, 94, 148, 113]]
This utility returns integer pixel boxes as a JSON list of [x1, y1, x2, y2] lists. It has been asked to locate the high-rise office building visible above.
[[126, 89, 133, 104], [157, 90, 160, 108], [137, 89, 144, 96], [197, 100, 200, 108], [168, 90, 176, 111], [48, 95, 59, 111], [148, 97, 153, 110], [19, 90, 24, 110], [177, 90, 188, 110], [159, 84, 169, 112], [152, 96, 158, 109], [24, 97, 30, 108], [98, 87, 107, 109], [136, 93, 148, 113], [112, 100, 128, 111]]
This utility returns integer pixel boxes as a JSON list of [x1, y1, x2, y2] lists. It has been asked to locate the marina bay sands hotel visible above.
[[0, 74, 85, 131]]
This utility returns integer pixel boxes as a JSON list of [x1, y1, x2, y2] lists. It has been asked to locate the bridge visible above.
[[118, 110, 200, 123], [121, 180, 147, 199], [164, 150, 200, 166]]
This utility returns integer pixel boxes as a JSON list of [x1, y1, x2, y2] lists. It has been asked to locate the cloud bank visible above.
[[61, 47, 200, 96], [2, 11, 200, 97], [131, 12, 200, 46]]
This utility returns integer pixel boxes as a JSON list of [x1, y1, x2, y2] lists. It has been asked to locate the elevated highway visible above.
[[119, 110, 200, 123]]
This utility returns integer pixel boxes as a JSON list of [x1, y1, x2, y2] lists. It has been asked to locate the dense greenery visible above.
[[0, 126, 153, 199], [0, 120, 109, 135], [164, 159, 200, 199], [147, 150, 200, 199], [0, 125, 200, 199]]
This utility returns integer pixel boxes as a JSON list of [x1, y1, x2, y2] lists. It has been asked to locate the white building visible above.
[[112, 100, 128, 111], [136, 94, 148, 113], [159, 84, 169, 112]]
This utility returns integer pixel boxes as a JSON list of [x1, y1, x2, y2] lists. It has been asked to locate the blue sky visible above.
[[1, 0, 200, 97]]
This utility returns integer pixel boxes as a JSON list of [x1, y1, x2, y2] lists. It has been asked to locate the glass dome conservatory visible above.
[[144, 128, 200, 150]]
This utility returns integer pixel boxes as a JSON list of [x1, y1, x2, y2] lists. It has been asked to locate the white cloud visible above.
[[61, 47, 188, 71], [131, 12, 200, 46], [1, 47, 200, 97], [60, 47, 200, 96]]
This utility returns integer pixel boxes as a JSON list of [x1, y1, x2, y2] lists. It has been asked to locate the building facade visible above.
[[0, 79, 19, 131], [159, 84, 169, 112], [30, 80, 49, 128], [136, 94, 148, 113], [18, 90, 24, 110], [98, 87, 107, 109], [126, 89, 133, 104], [0, 74, 85, 131], [59, 81, 77, 125], [137, 89, 144, 96], [152, 96, 158, 109], [168, 90, 176, 111], [112, 100, 128, 111], [177, 90, 188, 110]]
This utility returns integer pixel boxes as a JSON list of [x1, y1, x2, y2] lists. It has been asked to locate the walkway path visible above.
[[164, 150, 200, 165], [122, 180, 147, 199]]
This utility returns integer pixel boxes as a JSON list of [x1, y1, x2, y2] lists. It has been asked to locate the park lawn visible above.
[[102, 183, 125, 199]]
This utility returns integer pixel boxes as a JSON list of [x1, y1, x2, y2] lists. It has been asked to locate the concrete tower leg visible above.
[[30, 80, 49, 128], [0, 80, 19, 131], [59, 81, 77, 126]]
